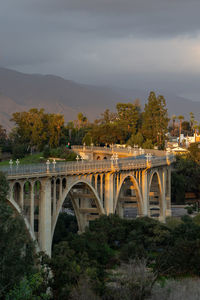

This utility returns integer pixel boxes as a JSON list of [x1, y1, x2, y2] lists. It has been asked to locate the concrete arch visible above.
[[6, 196, 39, 252], [114, 174, 143, 213], [148, 170, 163, 196], [51, 179, 105, 241], [148, 170, 163, 218]]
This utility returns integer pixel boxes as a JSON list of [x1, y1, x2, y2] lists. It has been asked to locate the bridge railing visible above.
[[0, 155, 175, 177], [72, 145, 167, 156]]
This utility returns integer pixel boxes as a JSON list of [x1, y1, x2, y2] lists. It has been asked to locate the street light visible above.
[[46, 159, 50, 172], [52, 159, 56, 170], [76, 155, 79, 163], [9, 159, 13, 169], [16, 159, 20, 168]]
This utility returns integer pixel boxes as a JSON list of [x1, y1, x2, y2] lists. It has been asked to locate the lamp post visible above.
[[9, 159, 13, 169], [16, 159, 20, 169], [52, 159, 56, 170], [76, 155, 79, 163], [46, 159, 50, 172]]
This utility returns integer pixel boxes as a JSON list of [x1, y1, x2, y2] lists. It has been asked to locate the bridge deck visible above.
[[0, 155, 175, 180]]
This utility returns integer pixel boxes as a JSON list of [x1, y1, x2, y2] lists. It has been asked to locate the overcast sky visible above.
[[1, 0, 200, 101]]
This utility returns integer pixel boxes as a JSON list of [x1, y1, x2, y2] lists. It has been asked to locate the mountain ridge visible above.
[[0, 67, 199, 130]]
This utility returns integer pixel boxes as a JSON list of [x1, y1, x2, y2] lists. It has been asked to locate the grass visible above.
[[0, 153, 45, 166]]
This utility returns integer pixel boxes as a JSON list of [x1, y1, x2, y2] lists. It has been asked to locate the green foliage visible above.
[[50, 241, 81, 299], [12, 144, 28, 159], [43, 146, 50, 159], [11, 108, 64, 150], [52, 213, 78, 245], [142, 139, 154, 149], [171, 155, 200, 204], [6, 272, 51, 300], [142, 92, 169, 149], [0, 173, 36, 299], [188, 142, 200, 162], [116, 102, 140, 137], [49, 146, 77, 161], [0, 171, 9, 200], [82, 132, 92, 146], [127, 132, 144, 147], [50, 213, 200, 298]]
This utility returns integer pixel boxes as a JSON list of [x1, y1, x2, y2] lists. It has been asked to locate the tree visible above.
[[0, 172, 36, 299], [190, 112, 195, 133], [76, 113, 88, 129], [116, 103, 140, 137], [11, 109, 65, 150], [171, 115, 176, 136], [178, 115, 184, 146], [127, 132, 144, 147], [142, 92, 169, 149], [193, 121, 199, 142]]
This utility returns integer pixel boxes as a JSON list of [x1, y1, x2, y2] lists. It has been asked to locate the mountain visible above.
[[0, 67, 200, 130]]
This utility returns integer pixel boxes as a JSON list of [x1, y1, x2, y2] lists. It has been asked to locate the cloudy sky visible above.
[[1, 0, 200, 101]]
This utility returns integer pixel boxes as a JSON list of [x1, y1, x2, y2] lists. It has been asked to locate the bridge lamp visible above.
[[81, 156, 84, 163], [16, 159, 20, 168], [52, 159, 56, 170], [76, 155, 79, 162], [9, 159, 13, 169], [114, 153, 119, 162], [46, 159, 50, 172]]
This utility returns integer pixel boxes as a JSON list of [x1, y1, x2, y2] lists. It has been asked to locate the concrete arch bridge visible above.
[[0, 146, 175, 256]]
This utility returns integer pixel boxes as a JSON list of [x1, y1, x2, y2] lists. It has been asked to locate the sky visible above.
[[1, 0, 200, 101]]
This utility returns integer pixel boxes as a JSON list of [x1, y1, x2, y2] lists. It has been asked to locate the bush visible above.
[[12, 144, 27, 159], [150, 278, 200, 300], [105, 259, 156, 300], [43, 146, 50, 159]]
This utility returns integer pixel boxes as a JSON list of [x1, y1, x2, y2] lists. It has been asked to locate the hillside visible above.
[[0, 67, 200, 130]]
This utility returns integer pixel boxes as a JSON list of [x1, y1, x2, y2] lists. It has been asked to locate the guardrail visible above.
[[0, 155, 175, 178]]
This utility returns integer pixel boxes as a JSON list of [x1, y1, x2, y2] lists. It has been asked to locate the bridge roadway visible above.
[[0, 146, 175, 256]]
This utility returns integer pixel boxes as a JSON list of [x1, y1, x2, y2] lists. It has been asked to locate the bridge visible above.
[[0, 146, 175, 256]]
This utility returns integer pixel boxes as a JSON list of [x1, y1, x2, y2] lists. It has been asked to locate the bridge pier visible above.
[[39, 179, 52, 256], [141, 170, 148, 217], [104, 173, 114, 214]]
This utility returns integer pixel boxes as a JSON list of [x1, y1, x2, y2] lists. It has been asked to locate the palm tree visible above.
[[190, 112, 195, 134], [178, 115, 184, 145], [193, 121, 199, 143], [171, 115, 176, 136]]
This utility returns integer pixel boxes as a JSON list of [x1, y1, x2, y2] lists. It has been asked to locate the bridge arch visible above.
[[7, 193, 39, 251], [114, 174, 143, 218], [52, 179, 105, 243], [148, 170, 163, 218]]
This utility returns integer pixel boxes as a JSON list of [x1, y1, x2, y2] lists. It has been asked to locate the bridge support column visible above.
[[104, 173, 114, 215], [53, 179, 56, 220], [142, 170, 148, 216], [166, 166, 172, 217], [30, 182, 34, 231], [20, 182, 24, 210], [39, 179, 52, 256], [100, 174, 103, 201], [159, 169, 166, 222]]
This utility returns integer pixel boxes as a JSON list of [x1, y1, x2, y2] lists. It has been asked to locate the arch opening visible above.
[[23, 181, 31, 223], [116, 176, 141, 218], [52, 181, 103, 248], [12, 182, 21, 207], [149, 173, 161, 218]]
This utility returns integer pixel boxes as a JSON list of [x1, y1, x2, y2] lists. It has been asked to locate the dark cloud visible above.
[[1, 0, 200, 101]]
